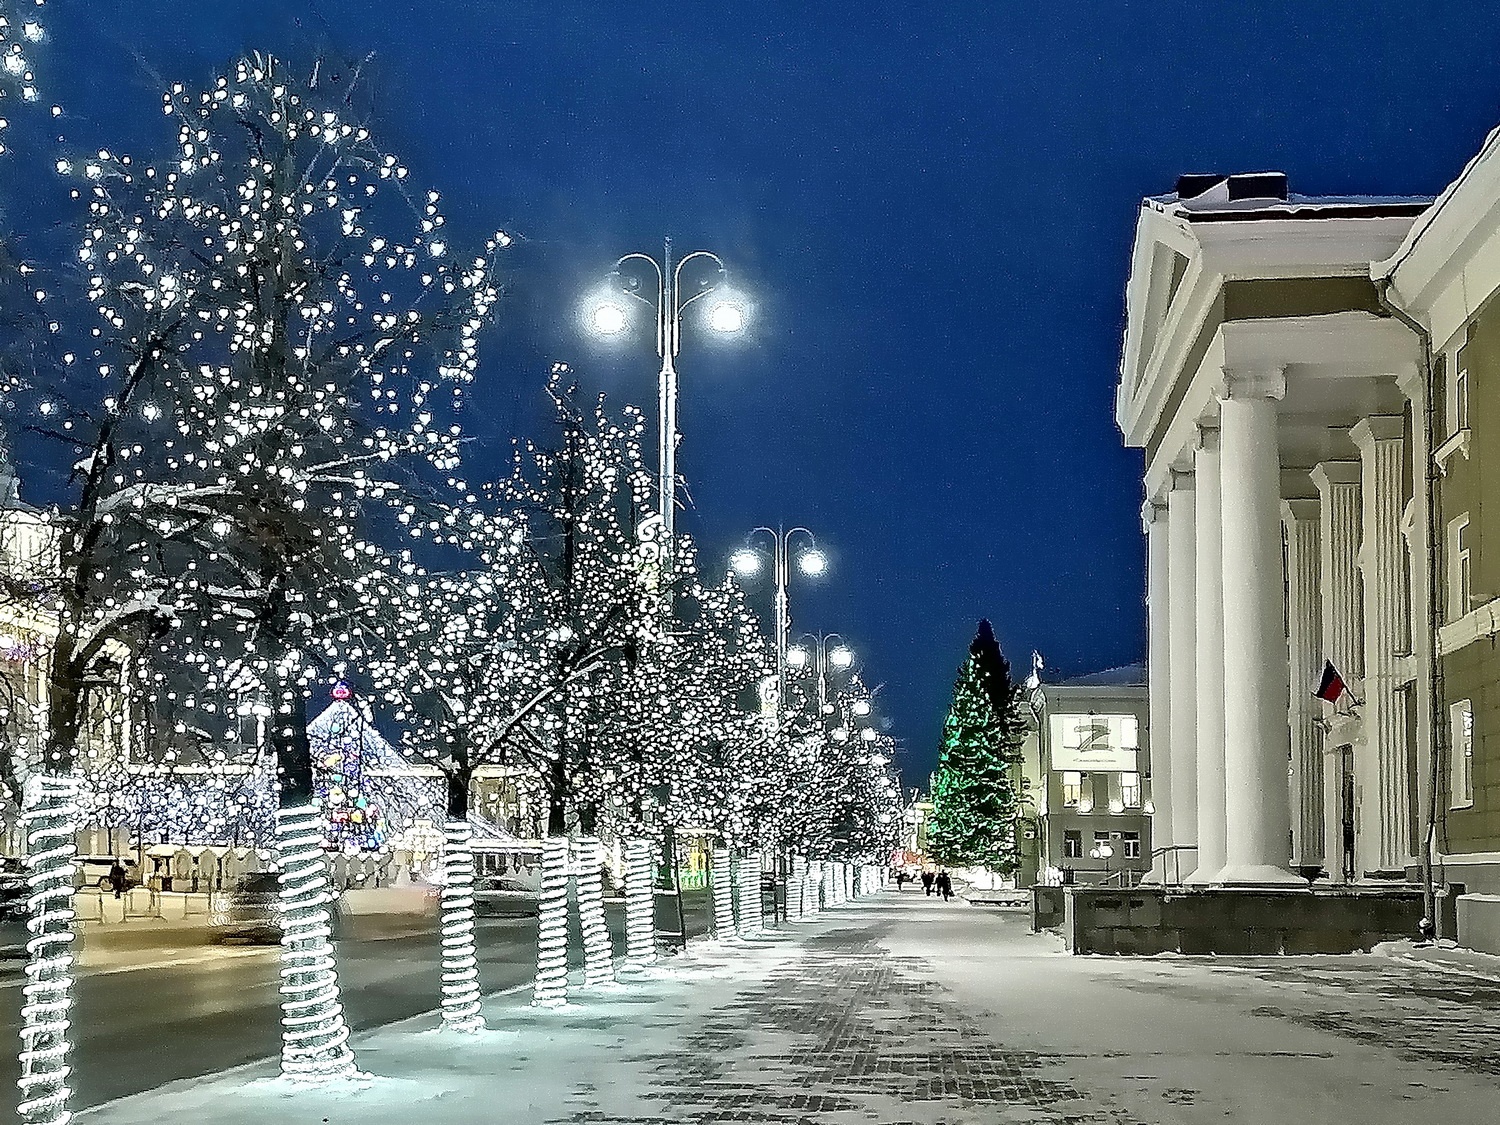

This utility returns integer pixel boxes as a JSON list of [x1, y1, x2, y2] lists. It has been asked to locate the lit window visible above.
[[1448, 515, 1472, 622], [1451, 699, 1474, 809], [1063, 830, 1082, 859], [1122, 832, 1141, 859], [1062, 771, 1082, 807], [1121, 772, 1141, 808]]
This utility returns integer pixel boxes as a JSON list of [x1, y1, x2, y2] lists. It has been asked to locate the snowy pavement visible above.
[[79, 890, 1500, 1124]]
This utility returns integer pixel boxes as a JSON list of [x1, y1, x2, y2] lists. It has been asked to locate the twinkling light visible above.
[[532, 836, 569, 1008], [711, 848, 734, 938], [438, 818, 484, 1033], [622, 839, 656, 969], [17, 775, 77, 1125], [575, 837, 614, 989], [274, 803, 357, 1082]]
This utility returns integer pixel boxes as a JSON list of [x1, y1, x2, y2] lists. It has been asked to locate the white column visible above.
[[1353, 416, 1413, 876], [1216, 369, 1300, 885], [1312, 461, 1362, 882], [1282, 498, 1323, 869], [1165, 472, 1199, 881], [1186, 426, 1227, 884], [1142, 496, 1173, 882]]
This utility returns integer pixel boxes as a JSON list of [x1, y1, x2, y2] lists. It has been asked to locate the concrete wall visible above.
[[1063, 885, 1423, 955], [1456, 893, 1500, 955], [1031, 885, 1065, 932]]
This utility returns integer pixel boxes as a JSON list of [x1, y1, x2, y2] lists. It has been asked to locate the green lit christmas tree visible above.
[[927, 619, 1027, 875]]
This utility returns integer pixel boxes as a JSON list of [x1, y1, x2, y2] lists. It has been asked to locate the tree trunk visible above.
[[712, 847, 735, 939], [271, 695, 358, 1081], [532, 833, 570, 1008], [18, 649, 85, 1125], [575, 835, 614, 988], [438, 771, 484, 1032], [621, 837, 656, 970]]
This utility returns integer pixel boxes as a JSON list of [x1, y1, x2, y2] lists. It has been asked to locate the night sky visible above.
[[21, 2, 1500, 784]]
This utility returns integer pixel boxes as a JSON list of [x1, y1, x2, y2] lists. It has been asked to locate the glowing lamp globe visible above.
[[786, 646, 810, 669], [590, 300, 629, 336], [708, 300, 745, 334], [829, 646, 854, 670], [730, 549, 763, 577], [852, 699, 871, 717], [797, 549, 828, 577]]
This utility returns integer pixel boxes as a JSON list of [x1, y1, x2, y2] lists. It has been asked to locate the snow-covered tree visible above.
[[68, 51, 503, 1081], [928, 619, 1027, 875]]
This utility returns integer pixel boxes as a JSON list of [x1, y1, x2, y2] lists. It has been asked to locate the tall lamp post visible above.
[[729, 527, 828, 722], [585, 237, 749, 543], [786, 633, 856, 716]]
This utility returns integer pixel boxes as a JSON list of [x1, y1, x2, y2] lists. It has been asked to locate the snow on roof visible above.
[[308, 699, 407, 769], [1053, 662, 1147, 688], [1148, 175, 1429, 223]]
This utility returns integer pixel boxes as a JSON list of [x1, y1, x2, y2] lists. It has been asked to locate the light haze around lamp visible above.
[[828, 645, 855, 670], [797, 548, 829, 577], [730, 548, 762, 578]]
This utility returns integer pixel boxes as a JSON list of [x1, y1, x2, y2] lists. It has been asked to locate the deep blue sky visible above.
[[25, 2, 1500, 783]]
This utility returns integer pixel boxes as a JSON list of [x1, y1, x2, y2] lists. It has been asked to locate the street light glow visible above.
[[797, 548, 828, 577], [708, 299, 746, 334], [852, 699, 871, 717], [829, 645, 854, 670], [786, 645, 810, 668], [730, 549, 763, 577], [589, 300, 629, 335]]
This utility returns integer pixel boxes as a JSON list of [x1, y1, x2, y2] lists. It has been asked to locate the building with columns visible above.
[[1378, 124, 1500, 952], [1118, 172, 1433, 890]]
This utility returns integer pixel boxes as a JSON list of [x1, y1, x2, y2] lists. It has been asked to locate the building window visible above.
[[1121, 716, 1139, 749], [1451, 699, 1474, 809], [1062, 771, 1082, 807], [1063, 830, 1082, 859], [1121, 772, 1141, 808], [1122, 832, 1141, 860], [1453, 366, 1470, 434], [1447, 514, 1471, 622]]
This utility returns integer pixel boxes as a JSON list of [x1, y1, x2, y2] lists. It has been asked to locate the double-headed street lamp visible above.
[[729, 527, 828, 721], [786, 632, 855, 715], [584, 237, 750, 542]]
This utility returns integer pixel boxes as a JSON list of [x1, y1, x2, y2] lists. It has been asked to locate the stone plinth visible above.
[[1031, 885, 1065, 932], [1062, 884, 1423, 955]]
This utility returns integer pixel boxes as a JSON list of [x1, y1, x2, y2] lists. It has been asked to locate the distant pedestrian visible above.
[[921, 870, 935, 896], [895, 871, 908, 890], [107, 861, 128, 900], [936, 870, 953, 901]]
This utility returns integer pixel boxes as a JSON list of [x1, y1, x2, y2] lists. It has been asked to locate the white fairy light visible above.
[[621, 839, 655, 970], [575, 837, 614, 989]]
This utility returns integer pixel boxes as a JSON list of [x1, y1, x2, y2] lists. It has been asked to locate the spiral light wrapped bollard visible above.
[[622, 838, 656, 970], [439, 819, 485, 1032], [843, 863, 853, 903], [576, 837, 615, 989], [734, 852, 759, 937], [828, 863, 841, 906], [533, 836, 570, 1007], [711, 848, 735, 939], [18, 775, 79, 1125], [274, 803, 358, 1082], [744, 851, 765, 932], [807, 860, 823, 918], [787, 856, 805, 922]]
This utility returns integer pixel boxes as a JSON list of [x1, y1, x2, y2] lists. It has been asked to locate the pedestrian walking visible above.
[[921, 870, 935, 896], [895, 871, 908, 890], [107, 860, 128, 900], [936, 870, 953, 901]]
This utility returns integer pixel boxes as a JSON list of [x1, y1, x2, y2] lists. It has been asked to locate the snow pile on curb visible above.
[[77, 933, 802, 1125], [1371, 937, 1500, 982]]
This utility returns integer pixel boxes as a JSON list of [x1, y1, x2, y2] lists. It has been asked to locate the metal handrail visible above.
[[1148, 845, 1198, 887]]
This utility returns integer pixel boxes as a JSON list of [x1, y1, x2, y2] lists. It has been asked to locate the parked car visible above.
[[472, 876, 539, 917], [0, 881, 30, 958], [209, 872, 345, 944], [74, 856, 141, 892]]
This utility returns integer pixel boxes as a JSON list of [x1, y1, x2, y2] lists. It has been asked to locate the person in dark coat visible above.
[[921, 870, 935, 896], [107, 861, 128, 899], [936, 870, 953, 901]]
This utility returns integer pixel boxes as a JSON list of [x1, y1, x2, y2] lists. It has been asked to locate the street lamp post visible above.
[[586, 237, 748, 542], [729, 528, 828, 723], [786, 632, 855, 716], [587, 238, 748, 954]]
